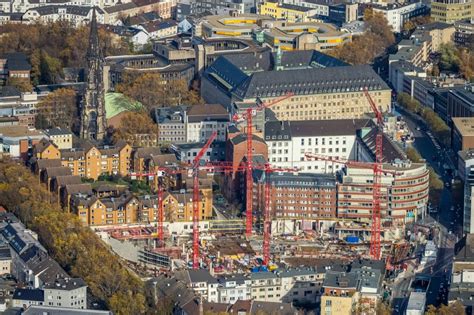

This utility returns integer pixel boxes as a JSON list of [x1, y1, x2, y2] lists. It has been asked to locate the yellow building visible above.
[[71, 194, 140, 226], [163, 190, 212, 222], [33, 138, 61, 160], [320, 295, 356, 315], [259, 0, 317, 23], [34, 140, 132, 180], [263, 22, 351, 51], [431, 0, 473, 23]]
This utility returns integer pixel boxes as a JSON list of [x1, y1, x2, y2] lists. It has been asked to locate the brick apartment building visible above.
[[253, 170, 337, 220], [33, 139, 132, 180]]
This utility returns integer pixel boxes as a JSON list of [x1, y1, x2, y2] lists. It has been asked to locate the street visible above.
[[390, 105, 458, 314]]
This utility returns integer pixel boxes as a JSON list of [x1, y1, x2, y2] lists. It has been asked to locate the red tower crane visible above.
[[304, 152, 400, 260], [190, 131, 218, 269], [232, 92, 294, 237], [129, 166, 182, 247], [261, 163, 298, 265], [308, 87, 388, 260], [363, 88, 384, 260]]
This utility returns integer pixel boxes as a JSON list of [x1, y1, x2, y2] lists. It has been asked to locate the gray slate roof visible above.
[[233, 65, 389, 99]]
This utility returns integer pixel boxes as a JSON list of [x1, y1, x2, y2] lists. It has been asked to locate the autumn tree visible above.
[[116, 73, 202, 111], [402, 15, 432, 33], [0, 21, 131, 83], [111, 111, 159, 147], [330, 8, 395, 65], [6, 77, 33, 92], [35, 88, 78, 130], [0, 158, 148, 315], [425, 301, 465, 315]]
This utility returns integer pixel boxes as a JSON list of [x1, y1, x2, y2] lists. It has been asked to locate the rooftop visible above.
[[452, 117, 474, 137], [45, 127, 72, 136], [264, 119, 373, 140], [0, 126, 44, 138]]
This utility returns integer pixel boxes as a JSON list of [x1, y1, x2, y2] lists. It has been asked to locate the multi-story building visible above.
[[447, 85, 474, 119], [155, 104, 230, 144], [22, 6, 105, 27], [452, 117, 474, 153], [70, 193, 140, 226], [320, 271, 359, 315], [163, 190, 213, 221], [431, 0, 473, 24], [176, 0, 253, 21], [33, 140, 132, 180], [216, 274, 252, 304], [106, 54, 195, 92], [0, 87, 40, 128], [172, 141, 226, 164], [0, 219, 88, 309], [0, 125, 44, 160], [186, 104, 230, 143], [454, 19, 474, 46], [0, 53, 31, 81], [449, 234, 474, 312], [259, 1, 318, 23], [337, 161, 429, 240], [264, 119, 373, 173], [253, 171, 337, 220], [202, 51, 391, 118], [459, 150, 474, 233], [373, 2, 429, 33], [199, 14, 352, 51], [44, 127, 73, 150]]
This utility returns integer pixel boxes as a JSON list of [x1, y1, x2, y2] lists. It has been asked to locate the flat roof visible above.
[[0, 126, 44, 138], [452, 117, 474, 137]]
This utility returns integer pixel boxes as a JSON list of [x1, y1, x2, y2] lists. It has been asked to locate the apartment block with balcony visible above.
[[337, 161, 429, 241], [70, 193, 139, 226], [34, 140, 132, 180]]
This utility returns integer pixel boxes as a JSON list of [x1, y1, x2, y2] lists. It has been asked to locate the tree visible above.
[[0, 159, 149, 314], [329, 9, 395, 65], [116, 73, 202, 111], [425, 301, 465, 315], [40, 50, 64, 84], [35, 88, 78, 130], [439, 43, 460, 72], [375, 301, 392, 315], [111, 111, 159, 146], [6, 77, 33, 92], [403, 15, 432, 33], [406, 147, 422, 162]]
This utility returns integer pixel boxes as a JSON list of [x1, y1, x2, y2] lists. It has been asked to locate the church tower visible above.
[[80, 8, 106, 141]]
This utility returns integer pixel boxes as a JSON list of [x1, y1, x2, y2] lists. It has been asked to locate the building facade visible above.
[[431, 0, 473, 24]]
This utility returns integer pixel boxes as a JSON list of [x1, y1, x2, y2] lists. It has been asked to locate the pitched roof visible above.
[[55, 175, 82, 187], [3, 52, 31, 71], [186, 104, 229, 123], [360, 129, 406, 163], [140, 19, 177, 33], [187, 269, 218, 284], [45, 127, 72, 136], [35, 159, 62, 170], [12, 288, 44, 302], [44, 166, 72, 178], [233, 65, 389, 99], [250, 301, 296, 315], [34, 138, 57, 153], [150, 153, 178, 166], [103, 2, 137, 13], [134, 147, 163, 159], [230, 133, 266, 146], [64, 184, 93, 195]]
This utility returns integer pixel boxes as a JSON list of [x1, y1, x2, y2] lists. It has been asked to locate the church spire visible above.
[[80, 7, 107, 141], [87, 7, 101, 60]]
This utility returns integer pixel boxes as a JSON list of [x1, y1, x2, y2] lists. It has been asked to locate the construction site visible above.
[[89, 89, 429, 279]]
